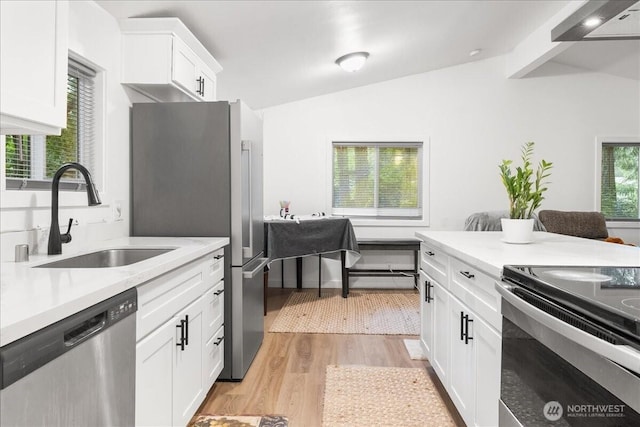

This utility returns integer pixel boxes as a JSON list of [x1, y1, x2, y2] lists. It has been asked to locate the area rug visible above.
[[269, 291, 419, 335], [190, 415, 288, 427], [322, 365, 455, 427], [403, 338, 428, 360]]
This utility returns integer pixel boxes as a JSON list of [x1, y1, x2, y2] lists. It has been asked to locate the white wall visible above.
[[0, 1, 131, 260], [261, 55, 639, 287]]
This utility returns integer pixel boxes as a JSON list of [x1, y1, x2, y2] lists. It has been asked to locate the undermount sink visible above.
[[35, 248, 176, 268]]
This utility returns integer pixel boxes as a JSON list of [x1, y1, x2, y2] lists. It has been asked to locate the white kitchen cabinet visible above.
[[136, 248, 225, 427], [448, 296, 476, 424], [431, 280, 450, 385], [120, 18, 222, 103], [419, 270, 433, 359], [204, 325, 225, 390], [448, 294, 501, 427], [473, 313, 501, 427], [0, 0, 68, 134], [136, 297, 205, 427], [135, 312, 175, 427], [417, 236, 501, 427], [172, 298, 205, 427]]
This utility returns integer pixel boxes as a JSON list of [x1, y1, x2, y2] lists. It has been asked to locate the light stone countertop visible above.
[[0, 236, 229, 347], [415, 231, 640, 278]]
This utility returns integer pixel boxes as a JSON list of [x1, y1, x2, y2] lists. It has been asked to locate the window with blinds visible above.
[[601, 142, 640, 220], [332, 141, 423, 218], [5, 59, 96, 190]]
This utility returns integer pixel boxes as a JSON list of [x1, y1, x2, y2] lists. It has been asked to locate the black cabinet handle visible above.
[[214, 254, 223, 260], [201, 78, 205, 95], [465, 316, 474, 344], [459, 312, 474, 344], [425, 251, 435, 257], [184, 315, 189, 346], [214, 289, 224, 296], [424, 281, 433, 303], [196, 77, 203, 95], [460, 271, 475, 279], [214, 336, 224, 346], [176, 319, 186, 351]]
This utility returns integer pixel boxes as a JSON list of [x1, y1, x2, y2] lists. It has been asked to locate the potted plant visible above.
[[499, 141, 553, 243]]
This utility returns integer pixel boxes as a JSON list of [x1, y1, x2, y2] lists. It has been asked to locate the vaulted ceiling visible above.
[[97, 1, 640, 109]]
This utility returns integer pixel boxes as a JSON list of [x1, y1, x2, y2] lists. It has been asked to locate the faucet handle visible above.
[[61, 218, 73, 244]]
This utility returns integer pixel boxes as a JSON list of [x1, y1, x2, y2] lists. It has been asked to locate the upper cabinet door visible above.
[[172, 37, 199, 96], [120, 17, 222, 103], [0, 0, 68, 135], [198, 63, 217, 102]]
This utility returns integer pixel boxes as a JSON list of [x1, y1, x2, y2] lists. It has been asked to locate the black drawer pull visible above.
[[176, 319, 186, 351], [214, 254, 223, 260], [425, 281, 433, 303], [464, 314, 474, 344], [214, 336, 224, 346], [459, 271, 475, 279], [184, 315, 189, 346], [425, 251, 435, 256], [214, 289, 224, 296]]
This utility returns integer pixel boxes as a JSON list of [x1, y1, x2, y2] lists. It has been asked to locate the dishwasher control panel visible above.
[[109, 298, 137, 322]]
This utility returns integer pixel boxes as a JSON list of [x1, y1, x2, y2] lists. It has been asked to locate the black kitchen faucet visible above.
[[48, 162, 101, 255]]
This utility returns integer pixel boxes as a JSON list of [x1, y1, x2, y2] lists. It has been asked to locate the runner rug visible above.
[[322, 365, 455, 427], [191, 415, 288, 427], [269, 291, 419, 335]]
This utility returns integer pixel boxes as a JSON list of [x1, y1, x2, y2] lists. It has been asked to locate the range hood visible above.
[[552, 0, 640, 41]]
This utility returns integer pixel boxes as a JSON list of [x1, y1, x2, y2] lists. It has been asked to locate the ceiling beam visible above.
[[506, 0, 587, 79]]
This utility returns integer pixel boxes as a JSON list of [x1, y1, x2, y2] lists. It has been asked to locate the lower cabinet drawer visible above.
[[420, 242, 448, 287], [449, 257, 501, 331], [203, 280, 224, 342], [137, 257, 208, 340], [204, 325, 224, 390]]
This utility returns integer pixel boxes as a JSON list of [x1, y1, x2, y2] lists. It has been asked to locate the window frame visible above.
[[326, 137, 430, 227], [1, 53, 105, 210], [595, 136, 640, 225]]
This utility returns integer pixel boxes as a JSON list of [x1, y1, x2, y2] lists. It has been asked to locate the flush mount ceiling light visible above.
[[335, 51, 369, 72], [469, 49, 482, 57]]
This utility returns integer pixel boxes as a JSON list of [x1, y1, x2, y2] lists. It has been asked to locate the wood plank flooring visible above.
[[195, 288, 465, 427]]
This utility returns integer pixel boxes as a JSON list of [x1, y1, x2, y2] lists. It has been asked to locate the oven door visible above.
[[497, 283, 640, 427]]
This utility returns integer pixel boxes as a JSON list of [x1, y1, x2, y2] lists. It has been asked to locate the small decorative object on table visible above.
[[279, 200, 290, 217], [499, 141, 553, 243]]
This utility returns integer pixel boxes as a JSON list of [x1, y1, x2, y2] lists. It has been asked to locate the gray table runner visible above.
[[264, 217, 360, 268]]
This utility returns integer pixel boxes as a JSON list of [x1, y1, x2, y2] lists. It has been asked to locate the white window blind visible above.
[[332, 141, 423, 218], [601, 142, 640, 220], [5, 59, 96, 190]]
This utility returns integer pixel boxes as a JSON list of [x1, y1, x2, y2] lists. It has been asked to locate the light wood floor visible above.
[[195, 288, 465, 427]]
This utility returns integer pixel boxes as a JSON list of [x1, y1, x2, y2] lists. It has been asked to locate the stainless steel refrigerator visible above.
[[131, 100, 267, 380]]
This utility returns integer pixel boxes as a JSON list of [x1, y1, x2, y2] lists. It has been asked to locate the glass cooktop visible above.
[[502, 265, 640, 339]]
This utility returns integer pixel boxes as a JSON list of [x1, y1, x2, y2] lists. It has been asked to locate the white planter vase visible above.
[[501, 218, 534, 244]]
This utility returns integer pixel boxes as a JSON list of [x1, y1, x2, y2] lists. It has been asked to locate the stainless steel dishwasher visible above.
[[0, 288, 137, 427]]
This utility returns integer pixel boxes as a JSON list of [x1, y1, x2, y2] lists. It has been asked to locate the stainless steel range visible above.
[[497, 265, 640, 426]]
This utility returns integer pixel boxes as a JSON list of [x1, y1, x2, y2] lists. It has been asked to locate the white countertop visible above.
[[0, 236, 229, 347], [415, 231, 640, 278]]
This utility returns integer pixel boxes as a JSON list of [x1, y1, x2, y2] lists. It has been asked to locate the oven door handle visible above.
[[496, 281, 640, 374]]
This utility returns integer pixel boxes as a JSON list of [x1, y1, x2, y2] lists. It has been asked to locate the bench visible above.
[[344, 238, 420, 294]]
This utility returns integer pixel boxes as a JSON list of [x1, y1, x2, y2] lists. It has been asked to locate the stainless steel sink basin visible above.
[[36, 248, 175, 268]]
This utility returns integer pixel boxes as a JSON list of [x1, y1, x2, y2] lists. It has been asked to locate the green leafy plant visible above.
[[499, 142, 553, 219]]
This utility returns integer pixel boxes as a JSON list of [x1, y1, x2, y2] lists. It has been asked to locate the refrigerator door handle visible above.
[[243, 257, 269, 279], [241, 140, 253, 259]]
